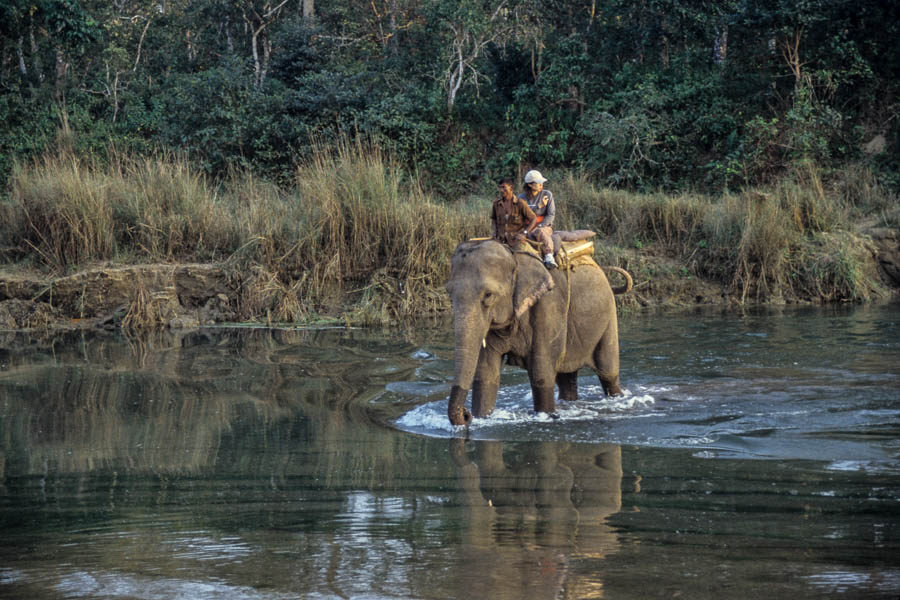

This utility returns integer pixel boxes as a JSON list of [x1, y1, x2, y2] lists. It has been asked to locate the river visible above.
[[1, 303, 898, 599]]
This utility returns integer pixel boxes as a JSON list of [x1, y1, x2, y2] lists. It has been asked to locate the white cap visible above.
[[524, 170, 547, 184]]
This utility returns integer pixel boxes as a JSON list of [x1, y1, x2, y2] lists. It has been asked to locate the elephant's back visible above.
[[554, 263, 616, 308], [551, 265, 618, 370]]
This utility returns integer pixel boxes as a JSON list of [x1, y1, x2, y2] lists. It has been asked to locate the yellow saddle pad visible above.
[[467, 237, 598, 271], [519, 238, 598, 270]]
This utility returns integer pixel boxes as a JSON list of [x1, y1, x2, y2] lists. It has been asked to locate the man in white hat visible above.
[[518, 170, 558, 269]]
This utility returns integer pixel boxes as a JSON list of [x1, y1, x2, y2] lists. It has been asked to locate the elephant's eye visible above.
[[483, 291, 496, 306]]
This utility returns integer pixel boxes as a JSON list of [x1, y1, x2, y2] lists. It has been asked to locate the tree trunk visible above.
[[387, 0, 398, 55], [714, 23, 728, 66], [782, 29, 803, 88], [447, 36, 465, 114], [112, 70, 121, 122], [243, 1, 290, 88], [16, 36, 27, 76], [661, 34, 669, 67], [261, 32, 271, 85], [302, 0, 314, 19], [133, 17, 152, 71], [224, 18, 235, 54], [186, 30, 196, 62], [250, 25, 273, 87], [30, 22, 43, 82], [659, 12, 669, 67], [55, 48, 67, 103], [251, 27, 262, 86]]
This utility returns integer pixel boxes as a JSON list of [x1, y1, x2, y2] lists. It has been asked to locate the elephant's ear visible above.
[[513, 256, 555, 318]]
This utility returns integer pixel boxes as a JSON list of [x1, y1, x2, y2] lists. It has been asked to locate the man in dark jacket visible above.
[[492, 178, 538, 247]]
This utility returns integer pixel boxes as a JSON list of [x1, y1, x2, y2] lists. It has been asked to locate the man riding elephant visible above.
[[491, 178, 538, 248], [518, 170, 558, 270]]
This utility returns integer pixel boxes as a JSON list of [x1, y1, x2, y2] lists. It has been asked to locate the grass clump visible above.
[[1, 140, 482, 323], [557, 172, 709, 250], [560, 163, 890, 303], [2, 151, 228, 269], [790, 232, 883, 302]]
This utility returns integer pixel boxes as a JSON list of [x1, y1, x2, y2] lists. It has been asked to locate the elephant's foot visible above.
[[556, 372, 579, 402], [448, 385, 473, 426], [472, 380, 499, 418], [600, 376, 622, 397], [532, 385, 557, 415]]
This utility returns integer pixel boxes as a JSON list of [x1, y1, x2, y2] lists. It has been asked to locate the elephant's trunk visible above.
[[448, 385, 472, 426], [605, 266, 634, 295], [448, 312, 488, 426]]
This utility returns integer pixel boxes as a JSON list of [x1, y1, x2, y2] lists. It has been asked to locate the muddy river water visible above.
[[1, 303, 898, 599]]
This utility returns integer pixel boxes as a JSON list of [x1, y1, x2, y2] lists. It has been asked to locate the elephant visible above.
[[445, 239, 632, 426], [446, 438, 627, 598]]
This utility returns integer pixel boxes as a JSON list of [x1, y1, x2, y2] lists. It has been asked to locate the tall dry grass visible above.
[[557, 172, 709, 250], [2, 151, 230, 268], [2, 145, 891, 321], [220, 139, 483, 322], [2, 141, 483, 323], [558, 163, 888, 303]]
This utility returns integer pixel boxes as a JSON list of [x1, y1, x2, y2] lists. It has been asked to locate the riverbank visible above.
[[1, 146, 898, 331], [0, 229, 897, 333]]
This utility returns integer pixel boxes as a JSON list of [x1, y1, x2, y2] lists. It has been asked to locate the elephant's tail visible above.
[[605, 266, 634, 295]]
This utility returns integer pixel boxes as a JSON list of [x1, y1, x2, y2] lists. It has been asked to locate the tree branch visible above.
[[133, 17, 152, 72]]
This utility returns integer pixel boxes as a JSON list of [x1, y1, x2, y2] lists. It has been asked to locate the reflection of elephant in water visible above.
[[449, 439, 627, 600], [445, 240, 631, 425]]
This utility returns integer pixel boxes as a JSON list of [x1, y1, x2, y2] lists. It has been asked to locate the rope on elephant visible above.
[[519, 238, 599, 271], [559, 264, 573, 358]]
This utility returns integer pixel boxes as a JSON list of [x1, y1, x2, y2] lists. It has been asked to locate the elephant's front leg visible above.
[[472, 346, 503, 418], [528, 351, 558, 416]]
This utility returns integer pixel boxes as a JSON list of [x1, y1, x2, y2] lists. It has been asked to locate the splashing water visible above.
[[395, 381, 660, 440]]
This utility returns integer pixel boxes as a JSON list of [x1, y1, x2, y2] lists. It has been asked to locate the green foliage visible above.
[[0, 91, 59, 181], [0, 0, 897, 192]]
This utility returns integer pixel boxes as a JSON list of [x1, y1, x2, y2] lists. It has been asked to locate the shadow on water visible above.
[[0, 304, 899, 598]]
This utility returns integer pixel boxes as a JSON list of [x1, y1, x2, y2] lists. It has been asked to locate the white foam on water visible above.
[[395, 401, 459, 433], [394, 385, 657, 437]]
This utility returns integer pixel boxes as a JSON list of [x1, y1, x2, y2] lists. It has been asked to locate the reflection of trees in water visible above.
[[0, 326, 637, 599], [448, 439, 627, 600], [1, 325, 641, 599], [0, 328, 425, 482]]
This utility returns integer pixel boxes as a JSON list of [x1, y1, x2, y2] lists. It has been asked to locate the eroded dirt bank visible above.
[[1, 228, 898, 331], [0, 264, 235, 330]]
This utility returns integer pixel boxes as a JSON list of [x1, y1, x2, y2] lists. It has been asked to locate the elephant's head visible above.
[[444, 241, 554, 425]]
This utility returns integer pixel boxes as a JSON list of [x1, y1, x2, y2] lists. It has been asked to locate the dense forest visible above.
[[1, 0, 898, 191]]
